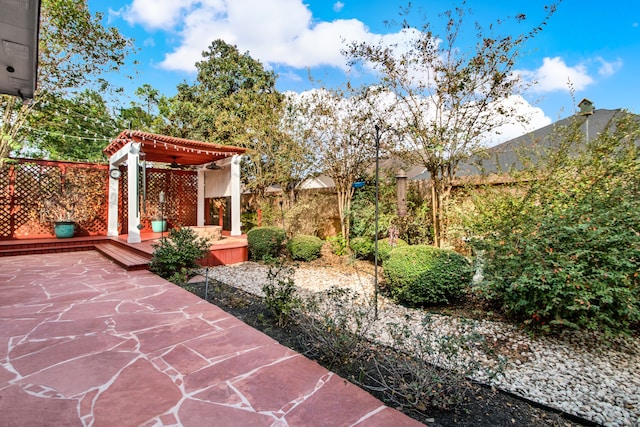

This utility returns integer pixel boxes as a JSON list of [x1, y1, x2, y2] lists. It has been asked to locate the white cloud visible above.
[[118, 0, 402, 73], [289, 90, 551, 149], [482, 95, 552, 147], [120, 0, 203, 29], [596, 57, 623, 77], [520, 56, 594, 93], [333, 2, 345, 12]]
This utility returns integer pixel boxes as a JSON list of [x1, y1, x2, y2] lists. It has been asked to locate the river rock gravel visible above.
[[204, 261, 640, 427]]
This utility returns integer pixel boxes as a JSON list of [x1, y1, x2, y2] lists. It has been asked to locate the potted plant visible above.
[[40, 192, 83, 238], [146, 204, 167, 232], [39, 170, 105, 238]]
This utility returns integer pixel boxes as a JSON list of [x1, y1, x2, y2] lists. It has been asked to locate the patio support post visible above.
[[197, 168, 205, 227], [106, 142, 130, 238], [107, 162, 119, 237], [127, 143, 141, 243], [230, 155, 242, 236]]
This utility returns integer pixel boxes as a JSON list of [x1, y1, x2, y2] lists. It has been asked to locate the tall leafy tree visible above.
[[0, 0, 133, 164], [294, 87, 381, 240], [278, 93, 316, 203], [119, 84, 162, 132], [162, 40, 304, 202], [347, 2, 558, 246], [24, 89, 120, 161]]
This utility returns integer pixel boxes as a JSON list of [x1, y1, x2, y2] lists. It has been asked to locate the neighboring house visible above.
[[298, 173, 336, 190], [299, 159, 425, 190], [298, 100, 632, 189], [455, 100, 628, 179]]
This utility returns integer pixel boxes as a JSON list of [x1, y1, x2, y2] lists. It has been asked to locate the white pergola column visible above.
[[107, 166, 120, 237], [230, 155, 242, 236], [197, 168, 205, 227], [127, 143, 141, 243], [107, 142, 132, 238]]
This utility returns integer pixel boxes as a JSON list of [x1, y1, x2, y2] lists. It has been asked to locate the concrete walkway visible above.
[[0, 251, 422, 426]]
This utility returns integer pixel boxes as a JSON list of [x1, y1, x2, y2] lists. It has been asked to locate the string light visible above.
[[23, 125, 113, 143]]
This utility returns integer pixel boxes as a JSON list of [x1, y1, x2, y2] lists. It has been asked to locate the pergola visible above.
[[103, 130, 247, 244]]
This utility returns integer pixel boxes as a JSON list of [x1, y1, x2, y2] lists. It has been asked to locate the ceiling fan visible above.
[[169, 157, 181, 168], [168, 157, 195, 169]]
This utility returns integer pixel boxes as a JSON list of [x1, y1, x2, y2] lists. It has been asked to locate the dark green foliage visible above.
[[349, 176, 396, 240], [240, 211, 258, 233], [466, 113, 640, 335], [349, 174, 433, 246], [27, 90, 120, 161], [385, 245, 472, 306], [149, 228, 211, 284], [262, 261, 300, 327], [287, 235, 323, 261], [395, 200, 434, 245], [327, 234, 349, 256], [376, 237, 408, 263], [247, 226, 286, 260], [350, 236, 373, 260]]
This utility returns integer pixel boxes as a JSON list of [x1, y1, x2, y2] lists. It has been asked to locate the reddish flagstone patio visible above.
[[0, 251, 422, 426]]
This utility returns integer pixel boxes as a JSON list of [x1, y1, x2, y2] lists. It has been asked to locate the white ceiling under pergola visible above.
[[0, 0, 40, 100]]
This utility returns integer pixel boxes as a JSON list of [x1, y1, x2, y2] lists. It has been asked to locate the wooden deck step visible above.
[[0, 245, 96, 257], [95, 243, 151, 271]]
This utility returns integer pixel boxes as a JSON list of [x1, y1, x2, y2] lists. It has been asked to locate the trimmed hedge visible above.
[[287, 235, 324, 261], [350, 236, 373, 260], [247, 226, 286, 260], [377, 237, 408, 263], [149, 227, 211, 284], [384, 245, 472, 306]]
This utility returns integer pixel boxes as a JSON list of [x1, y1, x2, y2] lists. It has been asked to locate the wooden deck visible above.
[[0, 231, 248, 270]]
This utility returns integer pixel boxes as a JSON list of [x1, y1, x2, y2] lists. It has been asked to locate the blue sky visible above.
[[91, 0, 640, 138]]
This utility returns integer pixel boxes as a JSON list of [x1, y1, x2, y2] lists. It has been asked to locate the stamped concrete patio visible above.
[[0, 251, 422, 426]]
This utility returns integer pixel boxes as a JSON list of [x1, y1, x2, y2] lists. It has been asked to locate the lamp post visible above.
[[279, 199, 285, 230], [373, 124, 381, 319], [159, 190, 165, 240]]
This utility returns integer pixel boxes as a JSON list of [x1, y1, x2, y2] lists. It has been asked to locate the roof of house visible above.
[[299, 174, 336, 189], [456, 108, 625, 177], [103, 130, 247, 166], [287, 107, 632, 189]]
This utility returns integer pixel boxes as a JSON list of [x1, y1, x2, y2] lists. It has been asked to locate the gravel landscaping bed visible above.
[[203, 261, 640, 427]]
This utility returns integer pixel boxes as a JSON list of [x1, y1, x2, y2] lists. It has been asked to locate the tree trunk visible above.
[[335, 182, 354, 243], [431, 183, 441, 247]]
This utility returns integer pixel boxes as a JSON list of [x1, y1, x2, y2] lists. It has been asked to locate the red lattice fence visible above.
[[0, 159, 109, 239], [1, 159, 198, 240], [121, 168, 198, 234]]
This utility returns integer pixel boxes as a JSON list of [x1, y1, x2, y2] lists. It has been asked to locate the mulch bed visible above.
[[184, 279, 590, 427]]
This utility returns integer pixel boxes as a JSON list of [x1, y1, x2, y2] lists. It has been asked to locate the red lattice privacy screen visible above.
[[1, 159, 198, 240], [0, 159, 109, 239], [121, 168, 198, 234]]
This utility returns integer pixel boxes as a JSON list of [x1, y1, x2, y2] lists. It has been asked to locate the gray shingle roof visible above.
[[457, 109, 625, 177]]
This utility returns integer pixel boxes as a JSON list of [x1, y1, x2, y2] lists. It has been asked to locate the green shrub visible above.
[[149, 228, 211, 284], [262, 261, 300, 327], [350, 236, 373, 260], [384, 245, 472, 306], [376, 237, 408, 263], [240, 211, 258, 233], [247, 226, 286, 260], [349, 175, 396, 239], [327, 234, 349, 256], [287, 235, 324, 261], [465, 114, 640, 334]]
